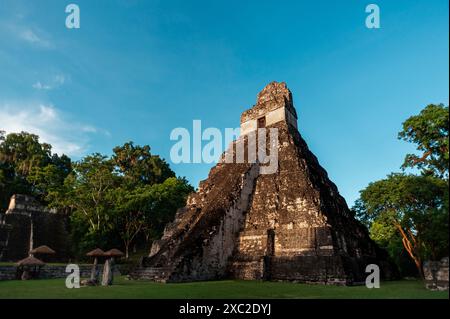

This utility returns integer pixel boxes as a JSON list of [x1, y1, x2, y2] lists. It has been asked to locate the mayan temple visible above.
[[130, 81, 397, 285]]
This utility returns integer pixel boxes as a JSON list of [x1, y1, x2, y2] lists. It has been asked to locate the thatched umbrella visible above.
[[16, 256, 45, 280], [104, 249, 124, 259], [86, 248, 105, 282], [29, 245, 56, 263], [101, 248, 124, 286], [30, 245, 56, 256], [17, 256, 46, 266], [30, 245, 56, 254]]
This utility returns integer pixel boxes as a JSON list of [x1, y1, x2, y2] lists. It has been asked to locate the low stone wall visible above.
[[0, 266, 16, 281], [228, 258, 264, 280], [0, 222, 12, 260], [423, 257, 449, 291], [0, 264, 121, 281]]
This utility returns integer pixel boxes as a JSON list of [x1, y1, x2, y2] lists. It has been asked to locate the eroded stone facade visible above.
[[130, 82, 397, 284], [423, 257, 449, 291], [0, 194, 71, 262]]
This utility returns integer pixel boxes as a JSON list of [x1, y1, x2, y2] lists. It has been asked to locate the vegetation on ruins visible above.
[[0, 134, 193, 259], [354, 104, 449, 278]]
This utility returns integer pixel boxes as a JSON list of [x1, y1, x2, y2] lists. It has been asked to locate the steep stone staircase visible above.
[[128, 258, 177, 282]]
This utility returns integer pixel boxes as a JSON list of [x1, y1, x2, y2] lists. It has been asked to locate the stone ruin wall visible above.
[[0, 264, 122, 281], [167, 163, 260, 282], [423, 257, 449, 291], [227, 122, 391, 284], [0, 194, 71, 262], [137, 158, 261, 282], [0, 218, 11, 260]]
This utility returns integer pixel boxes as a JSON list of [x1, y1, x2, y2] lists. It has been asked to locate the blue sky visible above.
[[0, 0, 448, 206]]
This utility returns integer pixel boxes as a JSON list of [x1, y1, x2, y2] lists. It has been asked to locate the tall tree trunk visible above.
[[395, 223, 423, 278]]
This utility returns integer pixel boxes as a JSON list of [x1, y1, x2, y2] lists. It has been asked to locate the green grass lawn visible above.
[[0, 277, 448, 299]]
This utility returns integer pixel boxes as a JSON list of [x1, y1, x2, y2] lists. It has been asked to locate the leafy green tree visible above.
[[355, 104, 449, 277], [399, 104, 449, 178], [27, 155, 72, 200], [49, 142, 193, 259], [0, 131, 71, 210], [369, 220, 417, 277], [110, 186, 146, 259], [355, 173, 447, 277], [52, 154, 117, 235], [0, 132, 193, 259], [112, 142, 174, 186], [140, 177, 194, 242], [108, 142, 191, 258]]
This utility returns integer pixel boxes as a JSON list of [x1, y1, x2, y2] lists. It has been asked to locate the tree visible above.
[[112, 142, 174, 186], [355, 173, 447, 277], [112, 176, 192, 259], [355, 103, 449, 277], [110, 186, 146, 259], [52, 154, 117, 237], [49, 142, 193, 259], [368, 219, 419, 277], [0, 131, 71, 210], [27, 155, 72, 201], [1, 132, 192, 259], [140, 177, 194, 243], [399, 104, 449, 179], [109, 142, 191, 258]]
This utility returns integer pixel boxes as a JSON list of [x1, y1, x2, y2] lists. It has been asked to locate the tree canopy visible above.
[[354, 173, 448, 276], [46, 142, 193, 258], [398, 104, 449, 178], [1, 131, 193, 259], [0, 131, 71, 211], [355, 103, 449, 277]]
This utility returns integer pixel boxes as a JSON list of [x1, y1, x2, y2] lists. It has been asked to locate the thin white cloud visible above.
[[81, 125, 97, 133], [20, 29, 40, 43], [0, 102, 103, 157], [19, 28, 52, 48], [54, 75, 65, 85], [2, 21, 53, 48], [32, 74, 66, 90], [32, 82, 52, 90]]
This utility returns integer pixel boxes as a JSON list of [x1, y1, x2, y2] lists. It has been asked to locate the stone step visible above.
[[128, 266, 175, 282]]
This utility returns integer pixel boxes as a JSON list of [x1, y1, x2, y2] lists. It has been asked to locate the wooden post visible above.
[[29, 218, 34, 256], [90, 257, 98, 282]]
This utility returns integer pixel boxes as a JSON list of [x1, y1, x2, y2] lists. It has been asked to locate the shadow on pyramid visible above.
[[130, 82, 398, 285]]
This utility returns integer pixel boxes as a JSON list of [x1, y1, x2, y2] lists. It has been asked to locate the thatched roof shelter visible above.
[[30, 245, 56, 255], [86, 248, 106, 257], [104, 248, 124, 257], [16, 256, 45, 266]]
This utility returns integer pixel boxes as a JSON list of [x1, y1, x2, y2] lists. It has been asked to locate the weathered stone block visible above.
[[424, 257, 449, 291]]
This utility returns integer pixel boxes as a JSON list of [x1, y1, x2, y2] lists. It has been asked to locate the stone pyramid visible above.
[[130, 82, 397, 285]]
